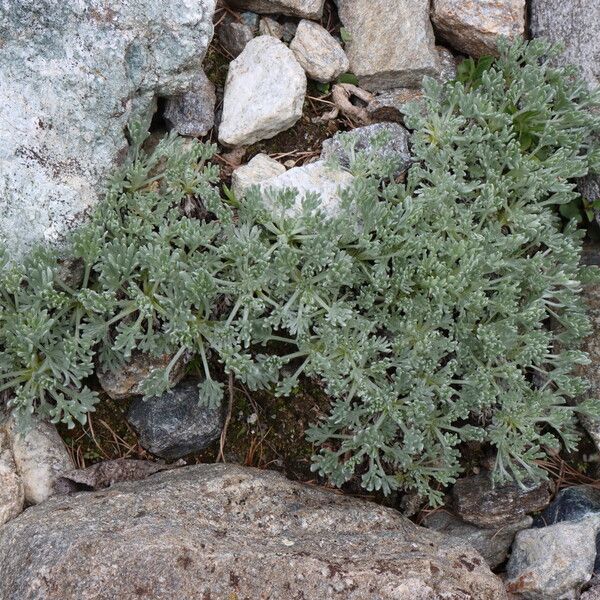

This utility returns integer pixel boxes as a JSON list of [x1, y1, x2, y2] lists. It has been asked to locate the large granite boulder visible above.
[[530, 0, 600, 89], [0, 0, 215, 260], [0, 464, 507, 599]]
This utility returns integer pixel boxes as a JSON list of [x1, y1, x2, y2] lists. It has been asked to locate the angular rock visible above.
[[260, 160, 354, 217], [164, 71, 216, 137], [424, 510, 531, 569], [431, 0, 526, 59], [232, 153, 286, 198], [218, 19, 255, 58], [127, 379, 224, 460], [534, 486, 600, 527], [367, 88, 424, 124], [259, 16, 283, 39], [583, 583, 600, 600], [530, 0, 600, 89], [337, 0, 439, 91], [54, 459, 182, 494], [97, 350, 189, 401], [0, 0, 215, 260], [218, 36, 306, 146], [452, 472, 552, 529], [281, 20, 298, 43], [7, 418, 74, 505], [0, 431, 24, 526], [321, 122, 412, 179], [506, 516, 600, 599], [436, 46, 458, 83], [290, 20, 349, 83], [225, 0, 324, 19], [0, 464, 507, 599]]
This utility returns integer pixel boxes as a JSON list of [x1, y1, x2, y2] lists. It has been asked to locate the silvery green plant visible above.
[[1, 39, 599, 504]]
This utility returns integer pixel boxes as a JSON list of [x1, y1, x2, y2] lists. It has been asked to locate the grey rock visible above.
[[54, 459, 183, 493], [218, 20, 255, 58], [436, 46, 458, 83], [282, 20, 298, 43], [7, 418, 74, 505], [261, 160, 354, 217], [127, 379, 223, 459], [431, 0, 526, 58], [290, 20, 349, 83], [225, 0, 324, 19], [232, 153, 286, 198], [367, 88, 424, 124], [164, 71, 216, 137], [583, 582, 600, 600], [97, 350, 189, 401], [0, 464, 507, 599], [506, 516, 600, 598], [259, 16, 283, 39], [240, 11, 260, 31], [424, 510, 531, 569], [0, 431, 24, 526], [0, 0, 215, 260], [321, 122, 412, 179], [218, 36, 306, 146], [530, 0, 600, 89], [337, 0, 439, 91], [452, 472, 552, 529]]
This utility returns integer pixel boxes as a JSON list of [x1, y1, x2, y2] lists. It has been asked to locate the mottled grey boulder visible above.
[[452, 472, 552, 529], [424, 510, 531, 569], [218, 36, 306, 146], [0, 464, 507, 599], [0, 431, 23, 526], [225, 0, 324, 19], [431, 0, 526, 58], [0, 0, 215, 260], [127, 379, 223, 459], [506, 516, 600, 598], [164, 71, 216, 137], [290, 20, 349, 83], [337, 0, 439, 91], [321, 122, 412, 178], [530, 0, 600, 89]]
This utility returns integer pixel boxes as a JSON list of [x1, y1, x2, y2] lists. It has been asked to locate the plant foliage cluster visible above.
[[2, 40, 600, 504]]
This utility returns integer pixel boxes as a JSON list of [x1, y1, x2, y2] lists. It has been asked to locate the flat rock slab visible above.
[[431, 0, 526, 58], [225, 0, 324, 19], [530, 0, 600, 89], [127, 379, 224, 459], [0, 0, 215, 260], [452, 472, 552, 529], [218, 36, 306, 146], [0, 464, 507, 599], [337, 0, 439, 91]]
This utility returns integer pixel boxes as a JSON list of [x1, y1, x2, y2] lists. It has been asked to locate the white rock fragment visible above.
[[290, 20, 349, 83], [7, 418, 74, 505], [218, 36, 307, 147], [0, 431, 24, 526], [431, 0, 526, 59], [260, 160, 354, 217], [337, 0, 439, 91], [232, 153, 286, 198]]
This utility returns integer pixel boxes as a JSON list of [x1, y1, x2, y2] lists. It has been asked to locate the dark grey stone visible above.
[[127, 379, 223, 459], [320, 122, 412, 179], [164, 71, 216, 137], [218, 19, 255, 58]]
